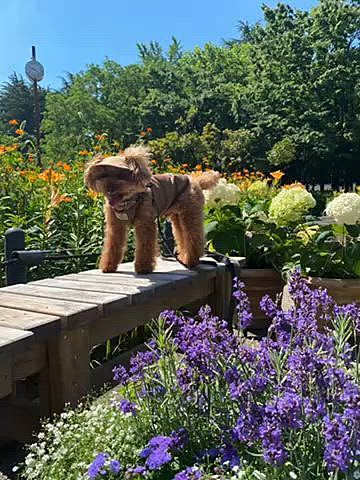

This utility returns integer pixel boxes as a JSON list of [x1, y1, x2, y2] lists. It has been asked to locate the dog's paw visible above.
[[178, 254, 200, 269], [135, 262, 155, 274], [100, 263, 118, 273]]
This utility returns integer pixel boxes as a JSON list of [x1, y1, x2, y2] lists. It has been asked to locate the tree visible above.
[[0, 73, 47, 134]]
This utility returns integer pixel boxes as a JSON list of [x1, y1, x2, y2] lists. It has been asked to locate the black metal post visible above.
[[4, 228, 27, 285], [32, 46, 42, 167], [162, 221, 175, 257]]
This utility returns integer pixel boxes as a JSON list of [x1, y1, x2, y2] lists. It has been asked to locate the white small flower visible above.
[[289, 472, 298, 479]]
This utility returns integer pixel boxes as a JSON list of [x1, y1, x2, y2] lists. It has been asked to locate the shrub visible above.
[[22, 272, 360, 480]]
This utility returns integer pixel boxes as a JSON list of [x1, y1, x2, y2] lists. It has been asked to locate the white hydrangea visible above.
[[204, 178, 241, 208], [269, 186, 316, 226], [325, 193, 360, 225]]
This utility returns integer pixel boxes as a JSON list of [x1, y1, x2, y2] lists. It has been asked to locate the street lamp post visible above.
[[25, 46, 44, 166]]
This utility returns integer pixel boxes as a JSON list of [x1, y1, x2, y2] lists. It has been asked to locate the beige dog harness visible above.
[[85, 156, 190, 222], [149, 174, 190, 216], [112, 174, 190, 222]]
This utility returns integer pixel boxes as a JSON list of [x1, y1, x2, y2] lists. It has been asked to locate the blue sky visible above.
[[1, 0, 317, 89]]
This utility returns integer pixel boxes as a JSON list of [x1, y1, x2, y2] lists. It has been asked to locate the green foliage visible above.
[[0, 73, 47, 135], [40, 0, 360, 182], [267, 137, 296, 167]]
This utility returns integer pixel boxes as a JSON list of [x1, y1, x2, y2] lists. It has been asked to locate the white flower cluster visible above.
[[325, 193, 360, 225], [204, 178, 241, 209], [269, 186, 316, 226], [23, 397, 137, 480]]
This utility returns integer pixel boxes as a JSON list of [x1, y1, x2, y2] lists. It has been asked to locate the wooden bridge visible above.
[[0, 256, 244, 443]]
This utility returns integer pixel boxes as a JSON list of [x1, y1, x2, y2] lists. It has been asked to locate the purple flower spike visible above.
[[232, 278, 253, 329]]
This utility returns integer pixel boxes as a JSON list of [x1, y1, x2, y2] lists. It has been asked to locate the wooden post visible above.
[[213, 257, 244, 323], [48, 326, 91, 412]]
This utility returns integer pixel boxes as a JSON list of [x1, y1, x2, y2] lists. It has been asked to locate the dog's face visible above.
[[84, 147, 152, 209]]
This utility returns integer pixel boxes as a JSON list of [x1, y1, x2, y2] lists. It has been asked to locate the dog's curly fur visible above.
[[84, 146, 220, 273]]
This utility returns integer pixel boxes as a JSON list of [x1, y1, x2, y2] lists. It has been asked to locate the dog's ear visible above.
[[84, 154, 103, 191], [122, 146, 152, 186]]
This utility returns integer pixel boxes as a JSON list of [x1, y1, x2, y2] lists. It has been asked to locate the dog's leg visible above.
[[134, 219, 157, 274], [99, 204, 128, 273], [170, 214, 186, 257], [177, 208, 204, 268]]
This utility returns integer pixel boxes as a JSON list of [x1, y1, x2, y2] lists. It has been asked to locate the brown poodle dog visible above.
[[84, 146, 220, 274]]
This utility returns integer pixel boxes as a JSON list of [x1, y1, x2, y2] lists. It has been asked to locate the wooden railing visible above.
[[0, 256, 244, 443]]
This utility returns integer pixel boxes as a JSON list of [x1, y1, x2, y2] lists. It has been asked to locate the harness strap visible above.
[[157, 219, 238, 327]]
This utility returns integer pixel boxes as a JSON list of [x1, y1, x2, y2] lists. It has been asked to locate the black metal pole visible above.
[[4, 228, 27, 286], [32, 46, 42, 167]]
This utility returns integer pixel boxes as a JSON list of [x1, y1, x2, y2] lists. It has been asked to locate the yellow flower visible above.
[[5, 145, 19, 152], [8, 119, 19, 125], [283, 182, 305, 190], [270, 170, 285, 182], [79, 150, 90, 156], [195, 164, 202, 171], [88, 189, 100, 200], [151, 159, 157, 165], [15, 129, 25, 136], [38, 169, 65, 184], [50, 189, 72, 208], [0, 145, 6, 154], [94, 145, 101, 151], [297, 225, 320, 245], [95, 134, 107, 141], [62, 163, 72, 172]]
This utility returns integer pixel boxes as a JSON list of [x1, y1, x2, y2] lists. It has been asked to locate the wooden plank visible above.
[[90, 275, 216, 345], [58, 273, 169, 288], [79, 268, 197, 279], [0, 326, 33, 355], [4, 284, 128, 317], [68, 271, 192, 284], [60, 273, 193, 294], [0, 306, 60, 337], [0, 292, 98, 329], [33, 277, 160, 305], [48, 326, 91, 412], [13, 342, 47, 380]]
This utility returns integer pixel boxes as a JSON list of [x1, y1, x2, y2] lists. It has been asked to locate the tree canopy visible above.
[[2, 0, 359, 184]]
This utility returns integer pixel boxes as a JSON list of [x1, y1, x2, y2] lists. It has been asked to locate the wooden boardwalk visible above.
[[0, 257, 243, 442]]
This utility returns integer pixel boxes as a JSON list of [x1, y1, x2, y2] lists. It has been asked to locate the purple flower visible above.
[[125, 466, 147, 478], [323, 414, 353, 472], [110, 459, 121, 474], [233, 278, 253, 329], [129, 349, 159, 381], [220, 444, 240, 467], [88, 453, 108, 479], [139, 430, 188, 471], [112, 365, 129, 384], [259, 422, 288, 466], [174, 466, 202, 480], [145, 449, 171, 470], [233, 404, 263, 444], [118, 399, 138, 416]]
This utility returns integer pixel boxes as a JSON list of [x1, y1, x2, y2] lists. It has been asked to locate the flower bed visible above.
[[21, 273, 360, 480]]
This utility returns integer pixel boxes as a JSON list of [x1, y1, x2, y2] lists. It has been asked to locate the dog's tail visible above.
[[190, 171, 221, 190]]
